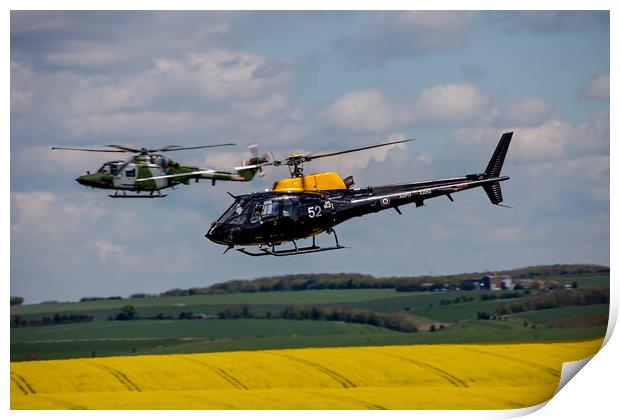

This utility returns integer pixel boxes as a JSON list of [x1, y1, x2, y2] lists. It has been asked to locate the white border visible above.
[[5, 2, 615, 419]]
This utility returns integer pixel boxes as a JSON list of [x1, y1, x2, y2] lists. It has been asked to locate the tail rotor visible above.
[[245, 144, 273, 177]]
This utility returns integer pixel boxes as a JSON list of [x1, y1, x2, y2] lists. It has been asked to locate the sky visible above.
[[10, 11, 610, 303]]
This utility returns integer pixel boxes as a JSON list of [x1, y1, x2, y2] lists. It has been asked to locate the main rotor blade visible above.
[[153, 143, 236, 152], [104, 144, 142, 153], [305, 139, 415, 162], [51, 146, 128, 153]]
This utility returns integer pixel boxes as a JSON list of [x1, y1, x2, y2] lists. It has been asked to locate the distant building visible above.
[[512, 278, 538, 289], [193, 313, 219, 320], [462, 275, 513, 291]]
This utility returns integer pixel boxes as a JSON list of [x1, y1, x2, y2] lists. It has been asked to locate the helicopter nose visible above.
[[205, 224, 220, 242], [205, 223, 230, 245], [75, 176, 89, 186]]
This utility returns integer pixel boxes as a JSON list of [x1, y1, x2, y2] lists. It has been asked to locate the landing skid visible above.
[[236, 229, 347, 257], [238, 244, 347, 257], [109, 191, 167, 198]]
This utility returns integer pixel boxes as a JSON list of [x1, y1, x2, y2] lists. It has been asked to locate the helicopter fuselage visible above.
[[76, 156, 203, 191], [206, 131, 513, 255], [206, 173, 508, 247], [75, 154, 258, 196]]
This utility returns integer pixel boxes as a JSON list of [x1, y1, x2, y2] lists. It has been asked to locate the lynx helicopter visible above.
[[205, 132, 513, 256], [52, 143, 271, 198]]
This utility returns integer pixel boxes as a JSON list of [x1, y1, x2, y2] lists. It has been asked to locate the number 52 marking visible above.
[[308, 206, 322, 218]]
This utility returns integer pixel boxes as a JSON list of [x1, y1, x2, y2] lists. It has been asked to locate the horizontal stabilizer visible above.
[[483, 182, 504, 205]]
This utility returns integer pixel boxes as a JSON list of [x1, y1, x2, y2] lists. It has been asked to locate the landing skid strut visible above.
[[236, 229, 347, 257], [109, 190, 167, 198]]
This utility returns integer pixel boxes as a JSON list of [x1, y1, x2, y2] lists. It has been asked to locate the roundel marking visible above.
[[380, 197, 390, 207]]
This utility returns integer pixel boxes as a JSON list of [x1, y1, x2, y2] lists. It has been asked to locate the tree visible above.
[[10, 296, 24, 306], [115, 305, 138, 321], [477, 311, 491, 320]]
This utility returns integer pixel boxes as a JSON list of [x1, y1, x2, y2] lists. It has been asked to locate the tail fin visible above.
[[485, 132, 513, 178], [483, 132, 513, 205]]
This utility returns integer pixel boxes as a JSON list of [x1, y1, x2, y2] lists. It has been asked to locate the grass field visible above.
[[11, 338, 604, 409], [510, 304, 610, 325], [11, 273, 609, 361], [12, 272, 609, 319], [10, 289, 419, 317], [406, 298, 511, 322], [11, 316, 607, 362], [10, 319, 396, 361], [538, 273, 609, 288]]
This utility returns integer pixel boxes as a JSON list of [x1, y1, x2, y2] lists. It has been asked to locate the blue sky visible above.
[[10, 11, 609, 303]]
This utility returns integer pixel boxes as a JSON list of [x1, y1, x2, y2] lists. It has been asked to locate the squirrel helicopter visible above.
[[205, 132, 513, 256], [52, 143, 271, 198]]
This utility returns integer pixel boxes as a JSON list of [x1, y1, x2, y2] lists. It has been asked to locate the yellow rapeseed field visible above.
[[11, 339, 603, 410]]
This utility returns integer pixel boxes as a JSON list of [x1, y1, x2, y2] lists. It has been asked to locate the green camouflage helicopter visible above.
[[52, 143, 271, 198]]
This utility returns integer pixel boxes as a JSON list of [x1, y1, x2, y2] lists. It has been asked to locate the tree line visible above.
[[156, 264, 608, 297], [494, 287, 609, 315], [216, 304, 419, 333], [11, 313, 94, 328]]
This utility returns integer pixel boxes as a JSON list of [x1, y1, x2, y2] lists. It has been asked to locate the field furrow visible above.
[[11, 338, 603, 410]]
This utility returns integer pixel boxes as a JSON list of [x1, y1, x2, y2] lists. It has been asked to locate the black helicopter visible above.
[[206, 132, 512, 256]]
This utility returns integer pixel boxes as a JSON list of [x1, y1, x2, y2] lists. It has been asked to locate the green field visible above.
[[11, 320, 608, 362], [538, 273, 609, 288], [11, 289, 419, 317], [510, 304, 609, 325], [10, 319, 396, 361], [11, 318, 390, 342], [10, 272, 609, 362]]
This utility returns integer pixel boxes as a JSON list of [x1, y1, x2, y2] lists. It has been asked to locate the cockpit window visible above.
[[98, 162, 120, 175], [217, 197, 291, 226], [218, 199, 251, 226]]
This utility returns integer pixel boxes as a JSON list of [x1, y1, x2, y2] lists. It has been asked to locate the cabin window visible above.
[[261, 200, 280, 218], [250, 203, 262, 223], [282, 200, 293, 217], [125, 169, 136, 177]]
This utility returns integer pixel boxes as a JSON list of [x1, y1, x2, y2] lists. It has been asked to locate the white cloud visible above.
[[11, 192, 106, 236], [230, 94, 288, 119], [323, 83, 488, 133], [497, 11, 608, 33], [65, 111, 198, 138], [13, 145, 120, 178], [45, 41, 135, 68], [10, 61, 35, 112], [322, 90, 402, 132], [153, 50, 293, 101], [337, 11, 478, 66], [89, 240, 123, 262], [412, 84, 488, 125], [310, 132, 412, 176], [497, 97, 555, 126], [12, 48, 299, 143], [455, 110, 609, 162], [580, 73, 610, 100]]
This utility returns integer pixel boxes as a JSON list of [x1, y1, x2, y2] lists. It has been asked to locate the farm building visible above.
[[462, 275, 513, 291]]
